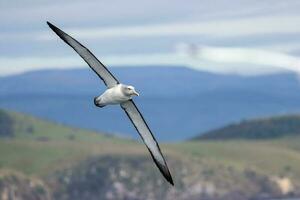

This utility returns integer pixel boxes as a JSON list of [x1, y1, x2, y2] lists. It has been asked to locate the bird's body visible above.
[[94, 84, 139, 107], [47, 21, 174, 186]]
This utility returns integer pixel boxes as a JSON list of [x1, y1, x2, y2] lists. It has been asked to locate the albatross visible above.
[[47, 22, 174, 185]]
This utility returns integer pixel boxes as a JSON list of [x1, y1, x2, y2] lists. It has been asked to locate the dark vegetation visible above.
[[196, 115, 300, 140], [0, 109, 13, 137]]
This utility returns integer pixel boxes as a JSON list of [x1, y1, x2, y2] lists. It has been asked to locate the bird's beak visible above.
[[133, 90, 139, 96]]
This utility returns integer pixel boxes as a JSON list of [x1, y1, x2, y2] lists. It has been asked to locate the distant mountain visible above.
[[1, 66, 300, 141], [194, 115, 300, 140]]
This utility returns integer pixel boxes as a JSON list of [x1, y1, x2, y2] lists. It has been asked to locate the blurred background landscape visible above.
[[1, 0, 300, 199]]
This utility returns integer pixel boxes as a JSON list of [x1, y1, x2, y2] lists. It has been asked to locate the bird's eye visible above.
[[127, 87, 132, 90]]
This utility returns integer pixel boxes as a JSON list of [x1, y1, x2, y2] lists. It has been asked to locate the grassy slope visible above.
[[2, 110, 300, 193], [0, 110, 140, 176], [175, 140, 300, 176], [0, 110, 300, 177]]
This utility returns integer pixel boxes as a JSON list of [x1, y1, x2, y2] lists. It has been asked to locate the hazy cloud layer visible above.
[[1, 0, 300, 76]]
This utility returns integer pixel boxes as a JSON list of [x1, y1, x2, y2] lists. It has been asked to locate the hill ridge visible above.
[[195, 114, 300, 140]]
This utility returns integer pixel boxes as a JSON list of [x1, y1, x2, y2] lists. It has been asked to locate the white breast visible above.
[[100, 85, 130, 105]]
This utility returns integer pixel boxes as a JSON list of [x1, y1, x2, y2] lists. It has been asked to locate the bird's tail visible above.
[[94, 97, 106, 108]]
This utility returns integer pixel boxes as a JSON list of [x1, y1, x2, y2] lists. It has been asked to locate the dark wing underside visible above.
[[121, 100, 174, 185], [47, 21, 119, 88]]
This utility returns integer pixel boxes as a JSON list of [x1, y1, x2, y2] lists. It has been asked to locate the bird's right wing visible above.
[[47, 21, 119, 88], [121, 100, 174, 185]]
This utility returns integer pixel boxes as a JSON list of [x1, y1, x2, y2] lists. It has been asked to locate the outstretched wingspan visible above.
[[47, 21, 119, 88], [48, 22, 173, 185], [121, 100, 174, 185]]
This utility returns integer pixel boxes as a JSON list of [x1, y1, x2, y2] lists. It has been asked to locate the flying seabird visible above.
[[47, 22, 174, 185]]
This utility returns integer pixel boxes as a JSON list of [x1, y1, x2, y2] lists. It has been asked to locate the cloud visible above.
[[2, 0, 300, 28], [36, 15, 300, 41], [2, 15, 300, 43], [0, 54, 183, 76], [177, 44, 300, 75], [1, 1, 300, 76], [1, 45, 300, 76], [0, 56, 83, 76]]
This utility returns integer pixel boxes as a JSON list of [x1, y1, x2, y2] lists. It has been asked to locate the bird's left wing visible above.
[[47, 22, 119, 88], [121, 100, 174, 185]]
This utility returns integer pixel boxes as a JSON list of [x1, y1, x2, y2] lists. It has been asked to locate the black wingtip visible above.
[[154, 159, 174, 186], [167, 175, 174, 186], [163, 167, 174, 186], [46, 21, 68, 43], [46, 21, 58, 31], [46, 21, 53, 27]]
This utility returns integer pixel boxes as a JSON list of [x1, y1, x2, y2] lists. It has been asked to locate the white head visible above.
[[122, 85, 139, 97]]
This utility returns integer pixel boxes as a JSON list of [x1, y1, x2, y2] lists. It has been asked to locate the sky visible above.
[[1, 0, 300, 76]]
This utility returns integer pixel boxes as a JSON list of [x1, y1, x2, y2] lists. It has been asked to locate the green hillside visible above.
[[1, 110, 300, 200], [0, 109, 134, 175], [195, 115, 300, 140]]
